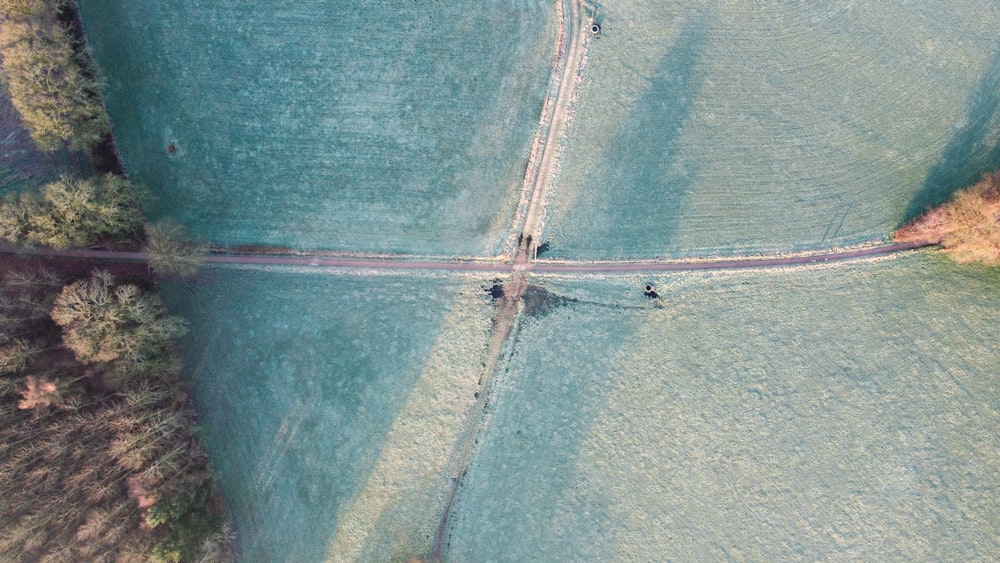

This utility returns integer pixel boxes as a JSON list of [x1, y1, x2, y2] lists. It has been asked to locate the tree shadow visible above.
[[609, 19, 708, 253], [903, 48, 1000, 224], [566, 17, 707, 258]]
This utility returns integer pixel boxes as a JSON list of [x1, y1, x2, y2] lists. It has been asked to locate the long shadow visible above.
[[587, 18, 708, 256], [158, 270, 454, 563], [903, 48, 1000, 223], [443, 294, 645, 560]]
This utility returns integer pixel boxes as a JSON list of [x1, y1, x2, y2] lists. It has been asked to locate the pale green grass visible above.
[[79, 0, 555, 255], [449, 253, 1000, 560], [545, 1, 1000, 258], [159, 267, 496, 562]]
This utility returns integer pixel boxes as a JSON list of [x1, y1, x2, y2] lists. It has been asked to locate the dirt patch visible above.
[[521, 284, 573, 318]]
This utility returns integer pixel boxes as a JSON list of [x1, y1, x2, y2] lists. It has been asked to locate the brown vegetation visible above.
[[0, 266, 231, 561], [895, 172, 1000, 265]]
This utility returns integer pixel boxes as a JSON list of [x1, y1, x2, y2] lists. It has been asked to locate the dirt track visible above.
[[512, 0, 588, 263], [0, 240, 936, 274]]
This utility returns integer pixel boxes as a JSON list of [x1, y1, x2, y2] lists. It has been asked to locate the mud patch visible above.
[[521, 284, 573, 318]]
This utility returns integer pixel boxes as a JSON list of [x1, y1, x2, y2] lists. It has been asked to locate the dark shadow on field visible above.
[[157, 272, 447, 563], [903, 49, 1000, 223], [584, 19, 708, 256], [447, 295, 643, 560]]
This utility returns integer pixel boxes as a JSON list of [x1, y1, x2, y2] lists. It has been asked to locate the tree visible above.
[[31, 174, 144, 248], [0, 174, 144, 248], [895, 171, 1000, 265], [145, 220, 206, 278], [17, 374, 66, 409], [0, 190, 38, 244], [0, 338, 43, 374], [0, 0, 110, 151], [51, 270, 188, 384]]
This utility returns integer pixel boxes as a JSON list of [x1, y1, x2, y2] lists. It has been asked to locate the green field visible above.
[[544, 1, 1000, 258], [71, 1, 1000, 561], [157, 255, 1000, 561], [448, 254, 1000, 559], [159, 267, 496, 561], [79, 0, 555, 255]]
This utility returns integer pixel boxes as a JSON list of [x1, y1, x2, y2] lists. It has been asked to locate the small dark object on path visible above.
[[644, 284, 659, 298]]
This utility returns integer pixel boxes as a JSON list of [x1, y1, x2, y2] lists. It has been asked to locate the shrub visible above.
[[0, 190, 38, 243], [896, 172, 1000, 265], [0, 0, 110, 151], [0, 337, 43, 373], [147, 481, 223, 563]]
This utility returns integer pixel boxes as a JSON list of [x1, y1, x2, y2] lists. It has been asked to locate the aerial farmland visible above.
[[70, 0, 1000, 560]]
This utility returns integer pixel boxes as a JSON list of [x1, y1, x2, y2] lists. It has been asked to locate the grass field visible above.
[[155, 254, 1000, 561], [69, 1, 1000, 561], [159, 267, 496, 562], [448, 253, 1000, 560], [543, 1, 1000, 259], [78, 0, 555, 256]]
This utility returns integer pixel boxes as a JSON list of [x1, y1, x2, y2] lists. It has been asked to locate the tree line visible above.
[[0, 0, 227, 561], [0, 0, 109, 152]]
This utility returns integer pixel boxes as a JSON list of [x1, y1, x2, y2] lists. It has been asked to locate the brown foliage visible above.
[[895, 172, 1000, 265], [0, 265, 227, 561], [17, 374, 64, 409]]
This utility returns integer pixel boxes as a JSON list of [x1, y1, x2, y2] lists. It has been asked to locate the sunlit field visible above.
[[449, 254, 1000, 559], [544, 1, 1000, 258]]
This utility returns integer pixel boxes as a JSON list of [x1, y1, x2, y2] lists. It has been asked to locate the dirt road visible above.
[[0, 240, 935, 275]]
